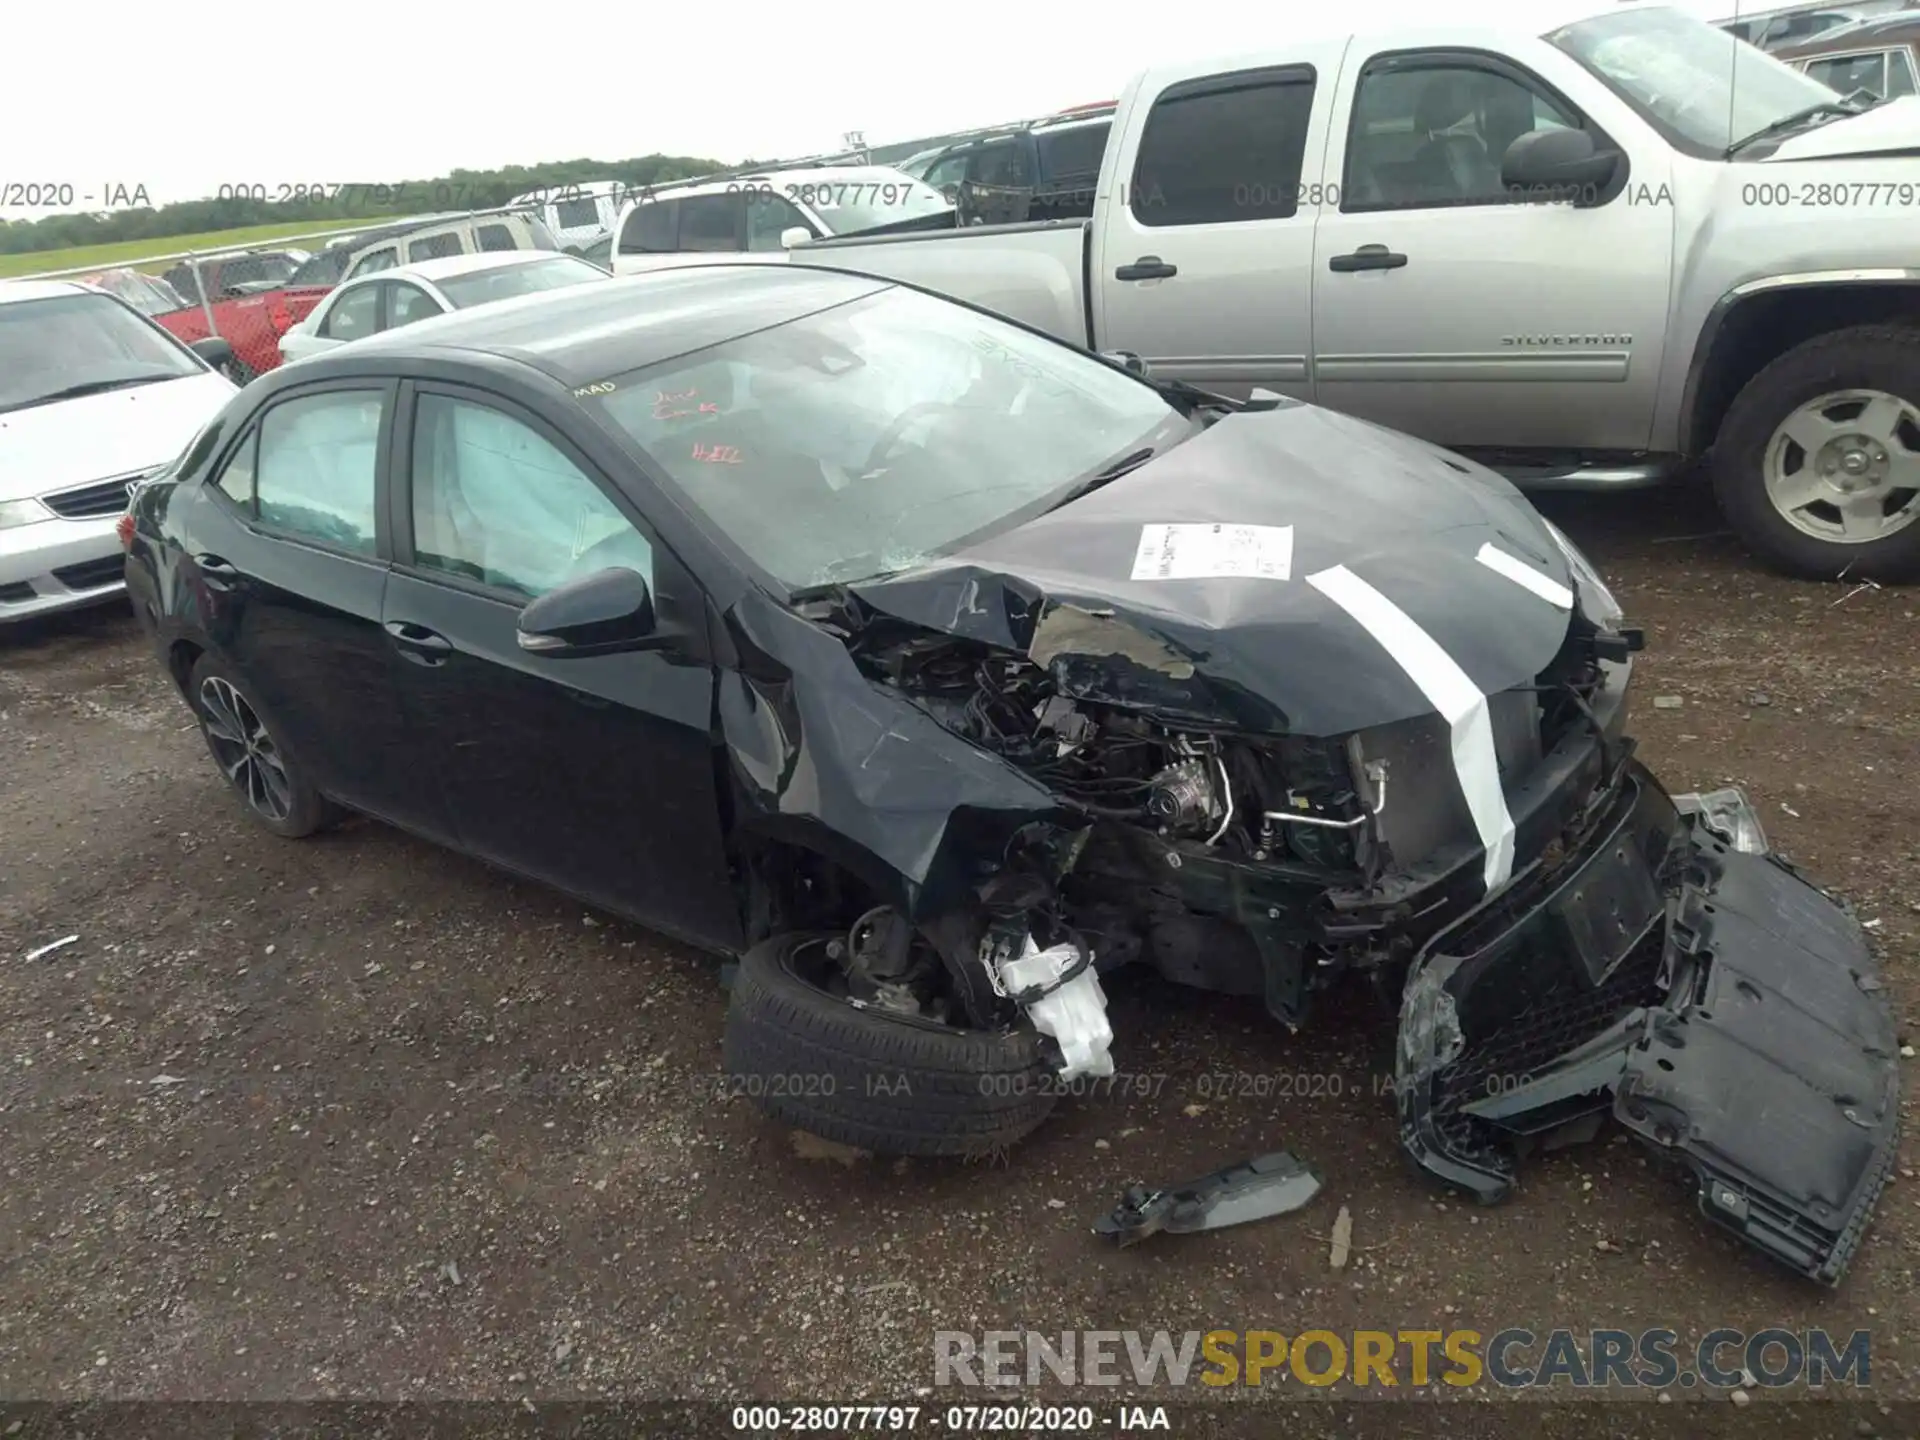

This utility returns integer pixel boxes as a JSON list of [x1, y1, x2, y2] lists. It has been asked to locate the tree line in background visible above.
[[0, 155, 726, 257]]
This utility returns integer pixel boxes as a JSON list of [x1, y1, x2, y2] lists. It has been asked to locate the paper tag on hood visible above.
[[1131, 523, 1294, 582]]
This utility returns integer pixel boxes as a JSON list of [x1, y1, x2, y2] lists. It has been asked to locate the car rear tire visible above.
[[721, 931, 1059, 1157], [188, 652, 339, 838], [1710, 323, 1920, 582]]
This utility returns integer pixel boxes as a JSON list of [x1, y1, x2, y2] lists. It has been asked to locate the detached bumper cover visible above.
[[1396, 762, 1898, 1284]]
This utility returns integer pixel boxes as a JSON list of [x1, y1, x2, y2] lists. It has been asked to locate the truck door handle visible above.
[[1328, 245, 1408, 273], [1115, 256, 1177, 281], [384, 620, 453, 665], [194, 553, 240, 591]]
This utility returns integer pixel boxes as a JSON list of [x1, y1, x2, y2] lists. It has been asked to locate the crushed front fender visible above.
[[1395, 761, 1898, 1285]]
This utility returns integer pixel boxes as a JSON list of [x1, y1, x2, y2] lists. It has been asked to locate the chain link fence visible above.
[[15, 207, 560, 384]]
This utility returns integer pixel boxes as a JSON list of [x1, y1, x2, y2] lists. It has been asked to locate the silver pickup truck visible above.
[[791, 0, 1920, 581]]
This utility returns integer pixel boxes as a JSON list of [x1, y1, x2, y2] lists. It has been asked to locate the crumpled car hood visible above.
[[849, 403, 1578, 737]]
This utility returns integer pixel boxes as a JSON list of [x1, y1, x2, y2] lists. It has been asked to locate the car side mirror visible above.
[[190, 336, 236, 371], [780, 226, 812, 250], [516, 567, 659, 657], [1500, 128, 1620, 206], [1098, 350, 1151, 378]]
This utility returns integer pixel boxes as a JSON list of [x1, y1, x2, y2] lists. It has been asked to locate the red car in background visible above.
[[140, 249, 311, 383], [132, 223, 457, 382]]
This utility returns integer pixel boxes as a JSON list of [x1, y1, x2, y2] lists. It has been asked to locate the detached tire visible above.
[[1710, 324, 1920, 582], [722, 932, 1058, 1157]]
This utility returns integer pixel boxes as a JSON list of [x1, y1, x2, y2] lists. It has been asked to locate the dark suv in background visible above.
[[913, 104, 1115, 225]]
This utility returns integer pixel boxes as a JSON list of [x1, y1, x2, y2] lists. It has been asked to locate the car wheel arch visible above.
[[167, 638, 205, 698], [731, 823, 913, 948], [1682, 277, 1920, 457]]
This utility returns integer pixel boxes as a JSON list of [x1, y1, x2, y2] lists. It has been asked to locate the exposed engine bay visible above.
[[873, 631, 1387, 865], [820, 612, 1621, 1068]]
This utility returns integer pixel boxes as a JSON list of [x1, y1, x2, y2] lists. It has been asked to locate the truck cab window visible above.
[[621, 200, 679, 254], [1344, 63, 1578, 211], [1130, 70, 1317, 226], [677, 194, 742, 253], [971, 140, 1030, 189]]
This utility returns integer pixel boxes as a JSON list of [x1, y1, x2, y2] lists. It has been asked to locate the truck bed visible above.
[[793, 219, 1093, 349]]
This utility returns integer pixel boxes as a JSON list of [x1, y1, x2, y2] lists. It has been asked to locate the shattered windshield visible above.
[[1548, 5, 1852, 155], [584, 287, 1186, 592]]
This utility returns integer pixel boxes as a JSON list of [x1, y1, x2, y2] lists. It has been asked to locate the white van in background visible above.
[[512, 180, 628, 250], [609, 166, 952, 275]]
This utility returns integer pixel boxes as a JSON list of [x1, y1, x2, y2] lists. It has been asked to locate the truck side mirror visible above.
[[780, 227, 811, 250], [1500, 128, 1620, 207]]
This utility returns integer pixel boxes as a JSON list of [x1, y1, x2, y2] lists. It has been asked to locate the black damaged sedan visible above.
[[124, 265, 1896, 1284]]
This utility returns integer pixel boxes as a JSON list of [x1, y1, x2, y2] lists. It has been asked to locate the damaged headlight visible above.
[[1541, 518, 1623, 630]]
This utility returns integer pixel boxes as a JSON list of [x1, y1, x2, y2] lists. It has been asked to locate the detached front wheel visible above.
[[721, 932, 1058, 1157], [1711, 323, 1920, 582]]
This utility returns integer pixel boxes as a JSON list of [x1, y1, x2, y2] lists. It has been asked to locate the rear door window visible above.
[[969, 139, 1032, 188], [253, 390, 386, 555], [408, 231, 466, 263], [1035, 123, 1108, 182], [386, 282, 443, 328], [318, 284, 381, 341], [349, 247, 399, 278], [1130, 68, 1317, 225], [474, 222, 519, 252], [621, 200, 678, 253]]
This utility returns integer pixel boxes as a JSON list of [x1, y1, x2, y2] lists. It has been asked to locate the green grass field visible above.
[[0, 216, 417, 280]]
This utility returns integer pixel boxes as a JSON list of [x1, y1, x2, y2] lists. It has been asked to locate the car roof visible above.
[[644, 165, 927, 202], [305, 264, 893, 387], [335, 209, 531, 251], [514, 179, 625, 202], [0, 278, 92, 305], [345, 250, 582, 287]]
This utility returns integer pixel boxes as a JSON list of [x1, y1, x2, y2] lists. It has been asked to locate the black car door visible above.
[[182, 378, 454, 836], [379, 379, 741, 951]]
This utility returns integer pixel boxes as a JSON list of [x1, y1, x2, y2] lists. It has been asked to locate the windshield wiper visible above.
[[1726, 92, 1872, 157], [1047, 447, 1159, 510], [1, 374, 173, 414]]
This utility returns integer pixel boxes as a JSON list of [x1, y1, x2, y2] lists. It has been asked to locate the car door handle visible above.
[[1328, 245, 1408, 273], [384, 620, 453, 665], [1114, 256, 1177, 281], [194, 553, 240, 591]]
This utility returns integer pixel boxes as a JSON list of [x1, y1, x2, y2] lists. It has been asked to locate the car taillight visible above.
[[116, 510, 136, 550]]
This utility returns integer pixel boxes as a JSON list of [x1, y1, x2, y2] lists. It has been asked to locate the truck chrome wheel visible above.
[[1763, 388, 1920, 544]]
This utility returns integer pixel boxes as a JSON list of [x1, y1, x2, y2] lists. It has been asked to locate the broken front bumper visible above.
[[1396, 762, 1898, 1285]]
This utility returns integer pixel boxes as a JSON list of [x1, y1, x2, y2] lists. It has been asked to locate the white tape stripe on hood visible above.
[[1306, 564, 1517, 892], [1475, 541, 1574, 609]]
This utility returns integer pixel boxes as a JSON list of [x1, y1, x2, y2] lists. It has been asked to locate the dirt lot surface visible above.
[[2, 483, 1916, 1434]]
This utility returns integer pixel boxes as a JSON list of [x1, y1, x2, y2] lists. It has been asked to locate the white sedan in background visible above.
[[277, 251, 608, 364]]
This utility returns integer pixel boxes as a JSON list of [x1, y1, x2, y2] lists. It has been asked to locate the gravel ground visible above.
[[1, 483, 1916, 1434]]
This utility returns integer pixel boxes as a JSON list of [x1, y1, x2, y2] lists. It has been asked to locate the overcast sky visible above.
[[2, 0, 1743, 221]]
